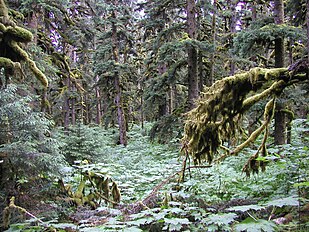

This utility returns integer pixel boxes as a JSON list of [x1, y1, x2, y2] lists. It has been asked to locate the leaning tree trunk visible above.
[[187, 0, 199, 110], [111, 1, 127, 146], [273, 0, 286, 145]]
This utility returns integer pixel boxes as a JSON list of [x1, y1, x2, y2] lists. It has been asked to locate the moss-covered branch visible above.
[[182, 60, 308, 166], [2, 197, 45, 230], [0, 0, 48, 88]]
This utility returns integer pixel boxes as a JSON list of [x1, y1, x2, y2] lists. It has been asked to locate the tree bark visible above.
[[168, 84, 176, 114], [157, 63, 168, 117], [111, 1, 127, 146], [307, 0, 309, 64], [187, 0, 198, 110], [63, 77, 70, 132], [229, 0, 237, 75], [273, 0, 286, 145], [95, 76, 102, 125], [274, 101, 286, 145], [208, 0, 217, 86]]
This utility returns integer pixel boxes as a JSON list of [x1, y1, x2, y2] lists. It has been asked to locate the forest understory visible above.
[[0, 120, 308, 232], [0, 0, 309, 231]]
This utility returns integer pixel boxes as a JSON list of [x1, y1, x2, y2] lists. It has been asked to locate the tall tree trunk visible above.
[[137, 80, 144, 128], [71, 88, 76, 126], [229, 0, 237, 75], [168, 84, 176, 114], [208, 0, 217, 86], [273, 0, 286, 145], [187, 0, 198, 110], [307, 0, 309, 63], [95, 76, 102, 125], [158, 63, 168, 117], [63, 77, 70, 132], [111, 2, 127, 146]]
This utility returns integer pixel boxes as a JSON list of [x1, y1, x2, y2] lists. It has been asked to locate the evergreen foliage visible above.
[[0, 0, 308, 231], [0, 84, 65, 187], [55, 123, 107, 163], [234, 22, 306, 58]]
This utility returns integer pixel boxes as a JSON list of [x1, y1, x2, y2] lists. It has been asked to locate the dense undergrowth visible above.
[[1, 119, 309, 231]]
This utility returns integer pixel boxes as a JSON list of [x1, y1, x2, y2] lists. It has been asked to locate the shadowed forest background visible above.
[[0, 0, 308, 231]]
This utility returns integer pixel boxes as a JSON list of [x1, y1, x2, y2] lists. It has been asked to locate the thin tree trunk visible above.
[[208, 0, 217, 86], [138, 81, 144, 128], [187, 0, 198, 110], [95, 76, 102, 125], [168, 84, 176, 114], [273, 0, 286, 145], [111, 2, 127, 146], [158, 63, 168, 117], [83, 93, 89, 124], [71, 94, 76, 126], [274, 102, 286, 144], [63, 77, 70, 132], [307, 0, 309, 64], [198, 51, 204, 91], [229, 0, 237, 75]]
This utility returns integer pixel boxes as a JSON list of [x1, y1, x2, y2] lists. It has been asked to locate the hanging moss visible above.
[[0, 0, 48, 88], [182, 64, 308, 165], [0, 57, 21, 78], [28, 60, 48, 87], [0, 57, 15, 69], [51, 51, 84, 92]]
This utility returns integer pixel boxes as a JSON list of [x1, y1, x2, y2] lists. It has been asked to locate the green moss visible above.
[[0, 0, 48, 89], [6, 25, 33, 42], [0, 22, 6, 32], [8, 40, 29, 60], [0, 57, 15, 69], [8, 9, 24, 21], [7, 41, 48, 88], [28, 60, 48, 88], [264, 68, 287, 80], [182, 66, 300, 165]]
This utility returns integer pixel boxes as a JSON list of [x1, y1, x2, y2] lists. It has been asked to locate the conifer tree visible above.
[[93, 0, 138, 145]]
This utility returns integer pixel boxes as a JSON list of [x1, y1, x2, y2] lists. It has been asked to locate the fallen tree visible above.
[[182, 59, 308, 176]]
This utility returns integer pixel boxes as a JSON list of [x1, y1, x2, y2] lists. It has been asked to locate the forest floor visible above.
[[1, 121, 309, 231]]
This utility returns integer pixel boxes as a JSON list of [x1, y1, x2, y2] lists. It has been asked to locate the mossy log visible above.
[[182, 61, 308, 166], [0, 0, 47, 88]]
